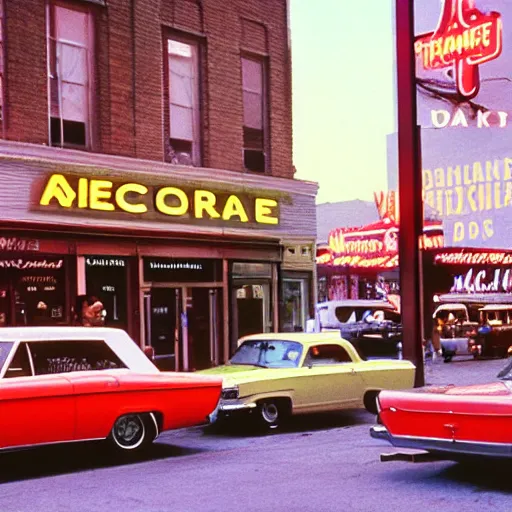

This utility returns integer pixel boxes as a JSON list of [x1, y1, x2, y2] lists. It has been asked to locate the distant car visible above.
[[432, 303, 478, 362], [370, 359, 512, 461], [0, 327, 221, 454], [198, 332, 415, 431], [469, 304, 512, 359], [309, 299, 399, 332]]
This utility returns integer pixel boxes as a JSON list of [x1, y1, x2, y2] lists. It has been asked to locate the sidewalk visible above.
[[424, 355, 507, 387]]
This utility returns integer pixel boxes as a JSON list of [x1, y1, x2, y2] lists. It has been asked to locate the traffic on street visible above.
[[0, 357, 510, 512]]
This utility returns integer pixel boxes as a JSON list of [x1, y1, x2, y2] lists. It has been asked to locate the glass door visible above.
[[185, 288, 222, 370], [144, 288, 182, 371]]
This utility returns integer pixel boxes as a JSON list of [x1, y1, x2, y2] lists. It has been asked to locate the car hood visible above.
[[416, 381, 512, 396], [197, 364, 286, 386]]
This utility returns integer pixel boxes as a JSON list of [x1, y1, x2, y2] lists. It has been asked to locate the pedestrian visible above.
[[74, 294, 105, 327]]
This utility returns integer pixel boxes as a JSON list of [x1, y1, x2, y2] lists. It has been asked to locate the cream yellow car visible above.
[[198, 332, 415, 431]]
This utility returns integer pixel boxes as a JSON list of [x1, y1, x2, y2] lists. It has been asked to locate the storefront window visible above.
[[282, 278, 307, 332], [85, 256, 128, 330], [231, 262, 274, 351], [0, 256, 68, 326]]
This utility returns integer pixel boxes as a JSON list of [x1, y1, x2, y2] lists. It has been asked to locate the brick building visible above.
[[0, 0, 318, 370]]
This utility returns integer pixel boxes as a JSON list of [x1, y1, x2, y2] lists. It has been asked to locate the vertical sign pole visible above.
[[396, 0, 425, 387]]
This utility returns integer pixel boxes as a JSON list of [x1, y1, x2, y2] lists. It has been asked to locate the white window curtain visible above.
[[50, 6, 90, 124], [168, 40, 197, 142]]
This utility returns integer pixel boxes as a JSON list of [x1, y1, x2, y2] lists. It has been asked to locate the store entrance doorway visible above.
[[143, 286, 222, 371]]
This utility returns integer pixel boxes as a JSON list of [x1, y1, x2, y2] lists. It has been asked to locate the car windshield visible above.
[[229, 340, 303, 368], [497, 359, 512, 380], [0, 341, 14, 374]]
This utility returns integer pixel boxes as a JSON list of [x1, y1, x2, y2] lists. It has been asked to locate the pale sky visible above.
[[290, 0, 396, 204]]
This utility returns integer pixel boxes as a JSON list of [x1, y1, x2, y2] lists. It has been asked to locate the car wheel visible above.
[[257, 399, 287, 432], [109, 413, 156, 453]]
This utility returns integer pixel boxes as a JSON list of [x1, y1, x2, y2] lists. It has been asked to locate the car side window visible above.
[[28, 340, 127, 376], [304, 344, 353, 366], [5, 343, 33, 378]]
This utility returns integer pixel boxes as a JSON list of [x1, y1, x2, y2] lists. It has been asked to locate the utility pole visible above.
[[396, 0, 425, 387]]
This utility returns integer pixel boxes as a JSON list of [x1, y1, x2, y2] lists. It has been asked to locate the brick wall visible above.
[[2, 0, 293, 179]]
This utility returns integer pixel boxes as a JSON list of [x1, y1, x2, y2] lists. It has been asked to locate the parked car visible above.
[[339, 310, 402, 360], [198, 332, 415, 431], [0, 327, 222, 454], [370, 358, 512, 461], [432, 303, 479, 362], [309, 299, 399, 332], [469, 304, 512, 359]]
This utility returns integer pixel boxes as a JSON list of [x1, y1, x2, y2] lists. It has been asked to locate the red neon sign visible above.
[[435, 251, 512, 266], [415, 0, 502, 99]]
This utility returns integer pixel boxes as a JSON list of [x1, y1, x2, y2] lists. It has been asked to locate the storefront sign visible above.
[[86, 257, 126, 268], [332, 254, 399, 270], [431, 109, 508, 129], [143, 258, 222, 283], [415, 0, 502, 99], [0, 237, 40, 252], [451, 267, 512, 293], [0, 259, 63, 270], [423, 157, 512, 244], [435, 250, 512, 266], [38, 174, 280, 227]]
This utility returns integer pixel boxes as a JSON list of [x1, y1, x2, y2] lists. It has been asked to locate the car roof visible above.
[[0, 326, 126, 342], [479, 304, 512, 311], [317, 300, 396, 309], [434, 303, 468, 311], [239, 332, 346, 347]]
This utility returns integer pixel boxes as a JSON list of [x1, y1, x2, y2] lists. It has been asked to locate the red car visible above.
[[0, 327, 222, 454], [371, 360, 512, 460]]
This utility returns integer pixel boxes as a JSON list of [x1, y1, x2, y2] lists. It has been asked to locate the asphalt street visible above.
[[0, 356, 511, 512]]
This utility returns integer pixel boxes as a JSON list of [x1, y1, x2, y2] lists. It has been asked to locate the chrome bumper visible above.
[[370, 425, 512, 459], [370, 425, 392, 442], [208, 400, 257, 423]]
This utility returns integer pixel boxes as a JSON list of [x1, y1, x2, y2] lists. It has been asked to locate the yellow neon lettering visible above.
[[78, 178, 88, 208], [116, 183, 148, 214], [155, 187, 188, 216], [194, 190, 220, 219], [222, 195, 249, 222], [39, 174, 76, 207], [89, 180, 115, 211], [255, 198, 278, 225]]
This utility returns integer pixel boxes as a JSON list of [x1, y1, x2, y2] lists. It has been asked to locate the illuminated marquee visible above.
[[451, 267, 512, 293], [38, 174, 280, 226], [435, 250, 512, 266], [415, 0, 502, 99]]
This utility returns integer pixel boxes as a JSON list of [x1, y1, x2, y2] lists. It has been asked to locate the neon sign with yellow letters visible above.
[[38, 173, 280, 227]]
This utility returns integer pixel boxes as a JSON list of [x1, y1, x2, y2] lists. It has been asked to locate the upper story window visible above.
[[242, 57, 267, 173], [167, 38, 201, 166], [0, 0, 5, 125], [48, 3, 94, 149]]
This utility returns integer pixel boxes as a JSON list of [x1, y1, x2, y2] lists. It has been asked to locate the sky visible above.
[[290, 0, 396, 205]]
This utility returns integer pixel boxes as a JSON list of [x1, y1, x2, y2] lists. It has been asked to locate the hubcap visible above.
[[112, 415, 145, 450], [261, 402, 279, 425]]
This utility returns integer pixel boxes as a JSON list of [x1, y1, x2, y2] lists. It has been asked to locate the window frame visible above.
[[0, 0, 6, 133], [163, 31, 203, 167], [46, 0, 95, 150], [241, 53, 269, 173], [303, 343, 353, 366], [27, 339, 127, 376]]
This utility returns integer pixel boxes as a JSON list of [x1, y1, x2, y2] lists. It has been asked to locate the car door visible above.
[[0, 342, 74, 449], [293, 344, 365, 412]]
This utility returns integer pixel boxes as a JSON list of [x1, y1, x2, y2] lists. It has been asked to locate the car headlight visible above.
[[221, 386, 239, 400]]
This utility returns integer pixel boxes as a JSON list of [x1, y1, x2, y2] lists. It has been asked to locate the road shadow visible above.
[[381, 457, 512, 493], [203, 409, 374, 438], [0, 440, 206, 484]]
